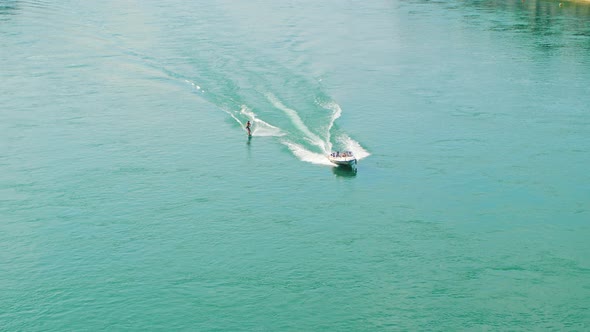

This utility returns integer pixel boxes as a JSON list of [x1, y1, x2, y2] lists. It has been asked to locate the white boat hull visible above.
[[328, 156, 357, 167]]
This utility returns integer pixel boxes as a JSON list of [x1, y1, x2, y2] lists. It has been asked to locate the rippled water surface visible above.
[[1, 0, 589, 330]]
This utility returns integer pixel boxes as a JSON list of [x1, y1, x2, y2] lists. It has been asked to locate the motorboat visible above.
[[328, 151, 357, 168]]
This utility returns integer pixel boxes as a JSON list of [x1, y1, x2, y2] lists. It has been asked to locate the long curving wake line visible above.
[[99, 17, 369, 167], [180, 63, 369, 167], [266, 93, 328, 153], [265, 93, 370, 166]]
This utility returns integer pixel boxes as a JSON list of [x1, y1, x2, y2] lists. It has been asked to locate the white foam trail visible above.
[[182, 76, 368, 165], [267, 93, 327, 153], [320, 101, 343, 153], [226, 109, 245, 129], [282, 141, 334, 166], [184, 79, 204, 93], [338, 134, 371, 160], [239, 106, 284, 137]]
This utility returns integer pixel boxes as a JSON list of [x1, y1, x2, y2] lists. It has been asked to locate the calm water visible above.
[[2, 0, 590, 330]]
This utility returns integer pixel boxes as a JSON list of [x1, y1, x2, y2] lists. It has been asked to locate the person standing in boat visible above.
[[246, 121, 252, 136]]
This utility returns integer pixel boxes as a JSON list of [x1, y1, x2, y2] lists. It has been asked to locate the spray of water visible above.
[[337, 134, 371, 160], [267, 93, 328, 153], [282, 141, 334, 166], [266, 93, 369, 166], [183, 77, 368, 166], [240, 106, 284, 137], [319, 101, 342, 153]]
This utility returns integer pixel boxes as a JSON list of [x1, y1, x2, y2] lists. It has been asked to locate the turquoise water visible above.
[[2, 0, 590, 330]]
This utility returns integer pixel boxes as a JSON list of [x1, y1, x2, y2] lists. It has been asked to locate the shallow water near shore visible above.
[[1, 0, 589, 330]]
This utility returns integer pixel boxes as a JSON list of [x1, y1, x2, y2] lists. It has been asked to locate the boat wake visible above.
[[240, 106, 284, 137], [283, 141, 334, 166], [181, 70, 368, 166], [266, 93, 370, 166], [337, 134, 371, 160], [267, 93, 328, 153], [98, 22, 369, 167], [183, 77, 368, 166]]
